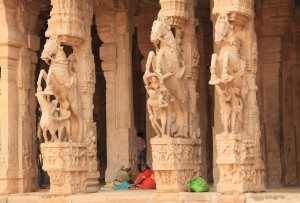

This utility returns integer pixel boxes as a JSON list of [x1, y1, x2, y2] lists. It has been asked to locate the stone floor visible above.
[[0, 187, 299, 203]]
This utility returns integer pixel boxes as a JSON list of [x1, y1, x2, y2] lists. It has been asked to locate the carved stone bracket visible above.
[[151, 138, 199, 192], [40, 142, 87, 195]]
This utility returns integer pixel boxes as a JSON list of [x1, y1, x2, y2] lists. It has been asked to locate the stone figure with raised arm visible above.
[[144, 17, 189, 137], [208, 14, 248, 134], [37, 35, 83, 142]]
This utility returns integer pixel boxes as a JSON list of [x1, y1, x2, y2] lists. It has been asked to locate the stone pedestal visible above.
[[151, 138, 198, 192], [40, 142, 87, 195], [216, 134, 265, 194]]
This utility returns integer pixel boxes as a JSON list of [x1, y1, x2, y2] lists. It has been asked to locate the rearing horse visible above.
[[209, 14, 248, 134], [37, 36, 83, 142], [145, 18, 189, 137]]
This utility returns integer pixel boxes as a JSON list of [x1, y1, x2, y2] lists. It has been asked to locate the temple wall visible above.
[[0, 0, 48, 194]]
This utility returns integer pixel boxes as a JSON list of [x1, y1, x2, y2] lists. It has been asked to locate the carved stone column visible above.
[[95, 2, 136, 182], [143, 0, 202, 192], [0, 0, 47, 194], [209, 0, 265, 201], [39, 0, 99, 194]]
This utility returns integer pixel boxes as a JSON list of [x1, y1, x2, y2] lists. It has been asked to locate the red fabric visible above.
[[136, 169, 156, 189]]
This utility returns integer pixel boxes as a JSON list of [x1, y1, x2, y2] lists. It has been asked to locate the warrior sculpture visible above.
[[209, 14, 247, 134], [37, 36, 83, 142], [144, 17, 188, 138]]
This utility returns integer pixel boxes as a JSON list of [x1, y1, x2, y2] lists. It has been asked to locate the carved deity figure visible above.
[[209, 14, 247, 134], [144, 17, 189, 138], [145, 75, 168, 137], [37, 36, 83, 142]]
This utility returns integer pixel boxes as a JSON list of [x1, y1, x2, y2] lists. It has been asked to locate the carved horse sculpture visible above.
[[37, 36, 83, 142], [209, 14, 248, 134], [145, 18, 188, 137], [36, 90, 71, 142]]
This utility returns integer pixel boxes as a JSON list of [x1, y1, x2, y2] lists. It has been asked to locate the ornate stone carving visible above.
[[151, 138, 198, 192], [210, 1, 265, 195], [37, 36, 83, 142], [209, 14, 246, 135], [23, 140, 32, 169], [144, 17, 189, 138], [41, 142, 87, 194], [46, 0, 93, 46]]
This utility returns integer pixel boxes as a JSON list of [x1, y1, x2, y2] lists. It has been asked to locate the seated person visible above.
[[129, 164, 156, 189], [113, 163, 133, 190]]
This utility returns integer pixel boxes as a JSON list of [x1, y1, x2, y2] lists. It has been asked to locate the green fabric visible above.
[[189, 176, 210, 192]]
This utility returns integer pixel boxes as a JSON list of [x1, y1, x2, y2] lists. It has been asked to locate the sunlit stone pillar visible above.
[[210, 0, 265, 201], [95, 2, 136, 182], [144, 0, 202, 192], [0, 0, 46, 194], [40, 0, 99, 194]]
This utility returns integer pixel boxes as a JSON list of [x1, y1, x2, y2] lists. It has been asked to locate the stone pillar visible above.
[[0, 0, 46, 194], [151, 138, 197, 192], [39, 0, 99, 194], [258, 0, 294, 186], [210, 0, 265, 201], [95, 3, 136, 182], [143, 0, 202, 192]]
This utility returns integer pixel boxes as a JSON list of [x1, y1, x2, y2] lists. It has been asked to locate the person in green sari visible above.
[[113, 163, 133, 190]]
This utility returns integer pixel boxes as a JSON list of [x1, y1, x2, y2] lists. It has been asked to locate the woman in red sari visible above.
[[130, 164, 156, 189]]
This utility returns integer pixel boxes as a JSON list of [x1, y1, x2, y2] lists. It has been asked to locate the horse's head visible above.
[[215, 14, 232, 45], [150, 19, 171, 44], [41, 36, 61, 64]]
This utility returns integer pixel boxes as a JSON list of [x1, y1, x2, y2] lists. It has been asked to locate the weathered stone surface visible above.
[[41, 142, 87, 194], [151, 138, 199, 192]]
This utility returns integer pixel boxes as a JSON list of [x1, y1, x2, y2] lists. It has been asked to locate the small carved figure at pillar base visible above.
[[40, 142, 87, 195], [151, 138, 200, 192]]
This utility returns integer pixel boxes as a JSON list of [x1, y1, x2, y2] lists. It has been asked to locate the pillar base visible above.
[[151, 137, 199, 192], [41, 142, 87, 195], [216, 133, 265, 193]]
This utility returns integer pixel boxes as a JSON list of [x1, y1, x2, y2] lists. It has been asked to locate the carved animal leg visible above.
[[65, 121, 71, 142], [145, 51, 156, 73], [44, 68, 54, 94], [50, 130, 58, 142], [209, 54, 221, 85], [155, 49, 165, 74], [37, 70, 48, 91], [221, 52, 233, 83], [43, 130, 48, 142], [58, 126, 64, 142]]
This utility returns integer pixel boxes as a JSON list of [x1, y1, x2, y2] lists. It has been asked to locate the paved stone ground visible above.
[[0, 187, 299, 203]]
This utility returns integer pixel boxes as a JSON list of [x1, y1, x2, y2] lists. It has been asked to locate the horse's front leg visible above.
[[145, 51, 156, 73], [44, 68, 54, 93], [221, 52, 233, 83], [155, 49, 164, 74], [209, 54, 221, 85], [37, 70, 48, 91]]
